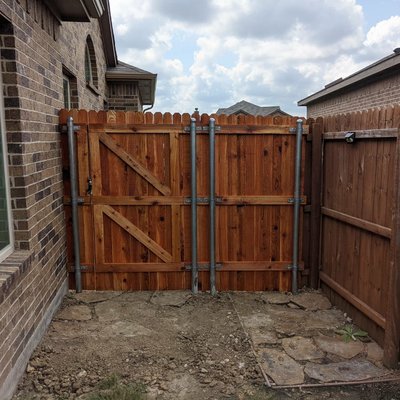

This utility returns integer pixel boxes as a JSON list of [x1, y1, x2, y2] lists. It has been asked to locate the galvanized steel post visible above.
[[67, 116, 82, 293], [190, 117, 198, 294], [209, 118, 217, 296], [292, 119, 303, 294]]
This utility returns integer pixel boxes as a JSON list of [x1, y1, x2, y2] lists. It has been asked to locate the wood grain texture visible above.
[[60, 109, 307, 292], [318, 107, 399, 364]]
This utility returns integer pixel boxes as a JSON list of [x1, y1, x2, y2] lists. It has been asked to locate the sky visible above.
[[109, 0, 400, 116]]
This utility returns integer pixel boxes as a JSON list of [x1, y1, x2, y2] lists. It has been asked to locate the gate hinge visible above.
[[74, 265, 89, 271], [184, 197, 223, 204], [185, 263, 223, 271], [288, 197, 306, 204], [184, 197, 210, 204], [60, 124, 81, 133], [183, 126, 221, 133]]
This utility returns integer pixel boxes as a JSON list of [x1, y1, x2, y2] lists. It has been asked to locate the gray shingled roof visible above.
[[106, 60, 155, 76], [216, 100, 290, 116]]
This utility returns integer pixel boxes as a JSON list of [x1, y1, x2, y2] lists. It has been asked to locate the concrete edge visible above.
[[0, 279, 68, 400]]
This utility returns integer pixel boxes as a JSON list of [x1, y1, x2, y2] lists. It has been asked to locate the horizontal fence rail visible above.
[[60, 109, 308, 294], [313, 105, 400, 368]]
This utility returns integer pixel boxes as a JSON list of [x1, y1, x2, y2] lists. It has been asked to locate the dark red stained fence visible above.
[[60, 110, 308, 294], [309, 106, 400, 368]]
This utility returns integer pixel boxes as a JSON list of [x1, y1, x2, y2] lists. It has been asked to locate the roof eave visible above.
[[99, 0, 117, 67], [106, 73, 158, 105], [298, 52, 400, 106]]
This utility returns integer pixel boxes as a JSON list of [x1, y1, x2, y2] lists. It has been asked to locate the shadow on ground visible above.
[[13, 290, 400, 399]]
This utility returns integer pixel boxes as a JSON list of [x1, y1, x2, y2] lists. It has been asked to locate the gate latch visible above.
[[87, 177, 93, 195]]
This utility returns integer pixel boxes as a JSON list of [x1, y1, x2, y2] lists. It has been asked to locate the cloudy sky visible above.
[[109, 0, 400, 116]]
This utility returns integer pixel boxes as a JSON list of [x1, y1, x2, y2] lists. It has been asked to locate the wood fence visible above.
[[60, 110, 308, 293], [309, 105, 400, 368]]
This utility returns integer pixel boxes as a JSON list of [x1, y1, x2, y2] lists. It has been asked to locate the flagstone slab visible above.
[[150, 291, 192, 307], [74, 291, 122, 304], [273, 309, 345, 336], [305, 359, 389, 382], [57, 305, 92, 321], [314, 335, 364, 359], [290, 292, 332, 311], [251, 330, 279, 346], [260, 292, 291, 305], [259, 349, 304, 385], [367, 342, 384, 363], [282, 336, 324, 361]]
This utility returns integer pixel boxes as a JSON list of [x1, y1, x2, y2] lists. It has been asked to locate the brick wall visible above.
[[107, 82, 142, 111], [305, 73, 400, 118], [0, 1, 110, 398]]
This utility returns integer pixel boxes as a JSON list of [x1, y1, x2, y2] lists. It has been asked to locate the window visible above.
[[84, 36, 98, 88], [63, 74, 71, 109], [62, 67, 78, 109], [0, 67, 14, 262]]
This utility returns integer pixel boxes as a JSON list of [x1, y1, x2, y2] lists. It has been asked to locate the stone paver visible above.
[[314, 335, 364, 359], [260, 349, 304, 385], [367, 342, 384, 363], [282, 336, 324, 361], [273, 308, 345, 336], [56, 305, 92, 321], [251, 330, 279, 346], [150, 291, 192, 307], [101, 320, 153, 338], [290, 291, 332, 311], [260, 292, 291, 305], [305, 359, 389, 382], [240, 313, 274, 330], [74, 291, 122, 304]]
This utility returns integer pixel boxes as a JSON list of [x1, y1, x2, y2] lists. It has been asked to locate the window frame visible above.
[[84, 36, 98, 89], [0, 67, 14, 262], [84, 43, 93, 85], [63, 74, 71, 109]]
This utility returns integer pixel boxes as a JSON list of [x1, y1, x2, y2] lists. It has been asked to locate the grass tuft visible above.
[[86, 374, 146, 400]]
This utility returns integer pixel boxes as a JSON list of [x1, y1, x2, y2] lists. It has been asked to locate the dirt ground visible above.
[[13, 290, 400, 400]]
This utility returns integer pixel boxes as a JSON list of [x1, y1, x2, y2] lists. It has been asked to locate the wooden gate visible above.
[[61, 110, 307, 291], [309, 106, 400, 367]]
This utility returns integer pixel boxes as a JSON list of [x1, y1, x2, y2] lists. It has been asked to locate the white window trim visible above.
[[0, 66, 14, 262], [63, 74, 71, 109]]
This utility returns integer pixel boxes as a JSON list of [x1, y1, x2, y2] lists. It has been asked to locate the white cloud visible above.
[[108, 0, 400, 115], [364, 16, 400, 48]]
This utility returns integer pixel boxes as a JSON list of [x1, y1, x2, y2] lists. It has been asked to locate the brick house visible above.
[[0, 1, 157, 398], [298, 49, 400, 118], [216, 100, 292, 117]]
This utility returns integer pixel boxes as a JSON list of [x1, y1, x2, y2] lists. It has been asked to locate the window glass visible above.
[[63, 74, 71, 109], [84, 44, 92, 84], [0, 79, 12, 260]]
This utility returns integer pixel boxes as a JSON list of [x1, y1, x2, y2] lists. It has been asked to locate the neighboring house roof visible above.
[[298, 49, 400, 106], [216, 100, 291, 116], [106, 61, 157, 106], [47, 0, 157, 106]]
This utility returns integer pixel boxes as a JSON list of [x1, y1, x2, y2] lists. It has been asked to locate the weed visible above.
[[86, 374, 146, 400], [336, 324, 369, 342]]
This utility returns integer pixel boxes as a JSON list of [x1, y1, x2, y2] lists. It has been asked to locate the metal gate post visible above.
[[209, 118, 217, 296], [291, 119, 303, 294], [67, 116, 82, 293], [190, 117, 198, 294]]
